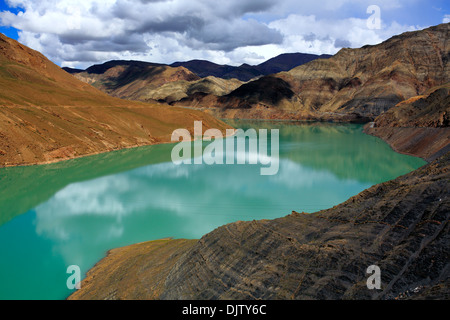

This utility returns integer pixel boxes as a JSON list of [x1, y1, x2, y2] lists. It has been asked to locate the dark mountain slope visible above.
[[256, 53, 332, 75], [171, 53, 331, 81]]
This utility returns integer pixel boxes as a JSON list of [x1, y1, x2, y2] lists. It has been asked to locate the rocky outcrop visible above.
[[364, 126, 450, 162], [373, 84, 450, 128], [364, 83, 450, 162], [70, 152, 450, 300]]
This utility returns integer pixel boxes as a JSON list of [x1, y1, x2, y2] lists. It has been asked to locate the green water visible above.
[[0, 121, 426, 300]]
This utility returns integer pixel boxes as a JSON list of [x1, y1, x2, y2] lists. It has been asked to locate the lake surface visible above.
[[0, 121, 426, 300]]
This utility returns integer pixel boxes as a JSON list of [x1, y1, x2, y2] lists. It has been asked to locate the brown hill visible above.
[[69, 61, 244, 103], [364, 83, 450, 162], [142, 76, 243, 103], [0, 33, 115, 107], [373, 83, 450, 128], [70, 61, 201, 101], [0, 33, 230, 166], [280, 23, 449, 119], [172, 76, 315, 121]]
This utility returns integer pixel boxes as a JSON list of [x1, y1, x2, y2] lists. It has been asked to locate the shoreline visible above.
[[1, 119, 369, 169], [3, 120, 445, 169], [0, 118, 419, 169], [363, 125, 450, 163], [0, 127, 239, 169]]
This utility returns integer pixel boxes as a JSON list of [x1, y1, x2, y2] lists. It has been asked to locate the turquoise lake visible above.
[[0, 121, 426, 299]]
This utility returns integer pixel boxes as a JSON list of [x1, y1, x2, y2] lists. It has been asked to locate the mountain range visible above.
[[173, 23, 449, 124], [62, 53, 331, 104], [64, 52, 331, 81], [170, 53, 332, 81], [62, 24, 449, 128]]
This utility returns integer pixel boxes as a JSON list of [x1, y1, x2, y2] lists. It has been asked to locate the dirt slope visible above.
[[0, 33, 230, 166]]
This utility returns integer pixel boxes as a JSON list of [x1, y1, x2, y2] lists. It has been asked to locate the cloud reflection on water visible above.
[[33, 155, 365, 268]]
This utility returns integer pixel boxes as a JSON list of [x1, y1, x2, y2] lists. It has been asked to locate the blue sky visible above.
[[0, 0, 20, 39], [0, 0, 448, 68]]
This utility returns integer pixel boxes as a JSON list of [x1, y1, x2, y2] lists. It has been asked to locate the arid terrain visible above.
[[365, 83, 450, 161]]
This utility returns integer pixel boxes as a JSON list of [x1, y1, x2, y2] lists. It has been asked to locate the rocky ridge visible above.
[[365, 83, 450, 162]]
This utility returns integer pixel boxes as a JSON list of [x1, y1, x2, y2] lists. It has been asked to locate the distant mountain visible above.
[[64, 60, 166, 75], [65, 60, 200, 101], [170, 60, 242, 79], [64, 60, 244, 103], [63, 67, 85, 74], [252, 53, 332, 75], [170, 53, 331, 81]]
